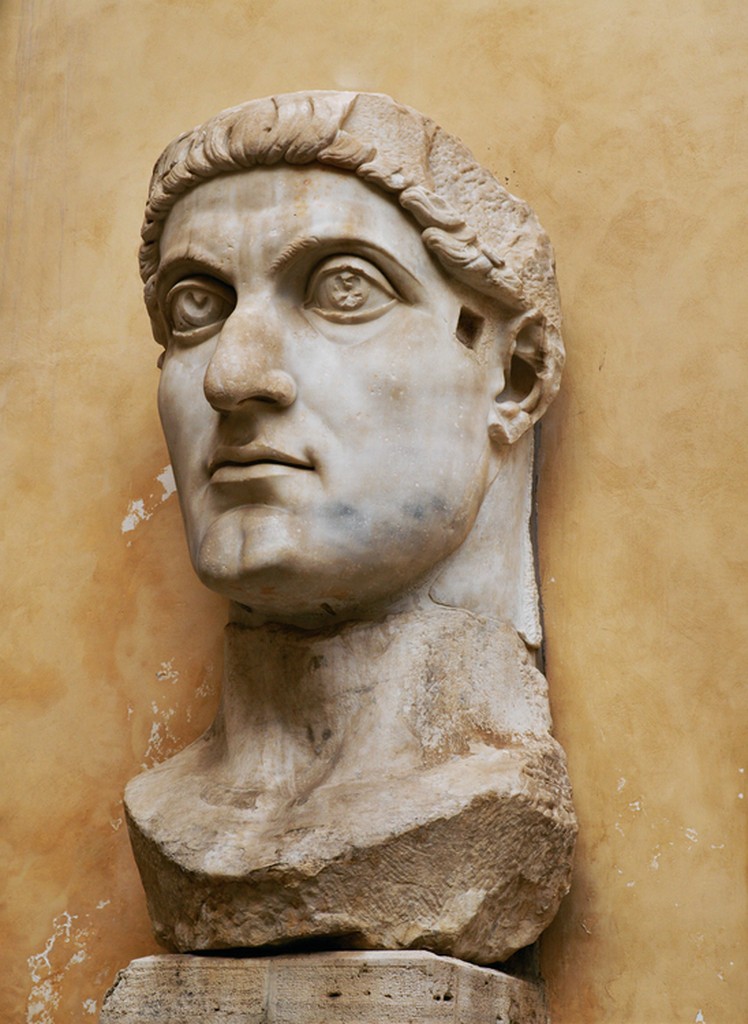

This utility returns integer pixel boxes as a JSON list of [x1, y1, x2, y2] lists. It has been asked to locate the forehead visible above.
[[159, 165, 433, 278]]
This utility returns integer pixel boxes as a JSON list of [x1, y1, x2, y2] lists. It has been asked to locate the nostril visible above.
[[262, 370, 297, 407], [205, 372, 297, 411]]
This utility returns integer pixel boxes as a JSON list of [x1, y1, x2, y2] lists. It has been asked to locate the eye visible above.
[[305, 256, 398, 323], [165, 276, 236, 339]]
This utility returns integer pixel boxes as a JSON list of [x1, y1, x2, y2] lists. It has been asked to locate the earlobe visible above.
[[488, 400, 534, 446], [488, 309, 563, 445]]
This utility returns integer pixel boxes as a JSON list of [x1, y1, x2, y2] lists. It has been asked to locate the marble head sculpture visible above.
[[126, 91, 576, 965]]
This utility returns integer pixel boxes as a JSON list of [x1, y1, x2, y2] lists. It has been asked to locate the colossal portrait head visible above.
[[139, 91, 564, 642], [125, 95, 575, 964]]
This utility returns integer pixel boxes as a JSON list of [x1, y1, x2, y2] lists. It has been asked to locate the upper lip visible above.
[[209, 443, 314, 475]]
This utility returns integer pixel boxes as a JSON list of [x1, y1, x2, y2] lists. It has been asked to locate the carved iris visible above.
[[305, 256, 398, 324], [165, 277, 236, 340]]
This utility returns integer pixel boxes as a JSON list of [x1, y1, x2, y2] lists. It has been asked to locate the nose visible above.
[[203, 307, 297, 413]]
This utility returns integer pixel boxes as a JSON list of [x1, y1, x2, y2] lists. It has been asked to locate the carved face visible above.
[[156, 166, 506, 623]]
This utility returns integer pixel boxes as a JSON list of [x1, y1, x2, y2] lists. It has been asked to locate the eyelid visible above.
[[305, 255, 397, 304], [303, 254, 401, 325], [165, 274, 235, 313], [273, 238, 420, 305], [164, 275, 236, 338]]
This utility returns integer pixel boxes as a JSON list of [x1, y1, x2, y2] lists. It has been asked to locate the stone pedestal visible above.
[[100, 951, 547, 1023]]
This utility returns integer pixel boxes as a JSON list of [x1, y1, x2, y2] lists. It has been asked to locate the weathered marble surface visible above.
[[99, 951, 548, 1023], [126, 607, 575, 961], [126, 91, 575, 964]]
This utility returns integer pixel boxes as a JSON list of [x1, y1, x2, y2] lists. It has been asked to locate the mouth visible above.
[[209, 443, 315, 482]]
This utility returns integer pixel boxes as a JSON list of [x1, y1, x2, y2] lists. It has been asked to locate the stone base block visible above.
[[100, 951, 547, 1023]]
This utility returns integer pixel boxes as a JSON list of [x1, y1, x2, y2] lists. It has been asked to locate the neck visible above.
[[429, 431, 541, 647], [212, 603, 550, 805]]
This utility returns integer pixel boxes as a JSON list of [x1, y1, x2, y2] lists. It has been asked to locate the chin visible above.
[[196, 512, 294, 591], [196, 548, 378, 626], [189, 504, 474, 627], [192, 511, 343, 623]]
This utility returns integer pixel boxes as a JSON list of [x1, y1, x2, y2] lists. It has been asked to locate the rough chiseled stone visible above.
[[100, 952, 549, 1023], [126, 608, 575, 962]]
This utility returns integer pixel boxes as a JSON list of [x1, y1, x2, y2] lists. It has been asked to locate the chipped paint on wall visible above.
[[120, 498, 149, 534], [137, 654, 220, 766], [155, 660, 179, 685], [141, 700, 178, 768], [120, 465, 176, 535], [26, 912, 91, 1024], [25, 897, 127, 1022], [156, 465, 176, 499], [195, 661, 218, 699]]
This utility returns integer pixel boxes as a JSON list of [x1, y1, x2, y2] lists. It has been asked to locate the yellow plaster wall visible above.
[[2, 1, 746, 1021]]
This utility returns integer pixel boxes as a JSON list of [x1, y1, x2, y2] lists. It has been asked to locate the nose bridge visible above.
[[204, 297, 296, 411]]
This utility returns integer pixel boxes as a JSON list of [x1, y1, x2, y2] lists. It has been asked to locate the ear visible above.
[[487, 309, 563, 445]]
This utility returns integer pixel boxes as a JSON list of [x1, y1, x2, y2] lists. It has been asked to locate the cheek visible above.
[[156, 373, 173, 435], [158, 361, 213, 454], [385, 364, 489, 448]]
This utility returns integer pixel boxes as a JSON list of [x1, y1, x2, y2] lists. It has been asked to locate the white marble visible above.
[[156, 165, 542, 632], [126, 91, 575, 965], [126, 607, 575, 960]]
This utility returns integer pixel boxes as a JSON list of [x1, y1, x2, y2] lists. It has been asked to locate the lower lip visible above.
[[211, 463, 313, 484]]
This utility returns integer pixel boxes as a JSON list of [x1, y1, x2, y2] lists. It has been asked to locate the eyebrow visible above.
[[155, 249, 227, 294], [270, 235, 322, 273], [156, 234, 423, 299]]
